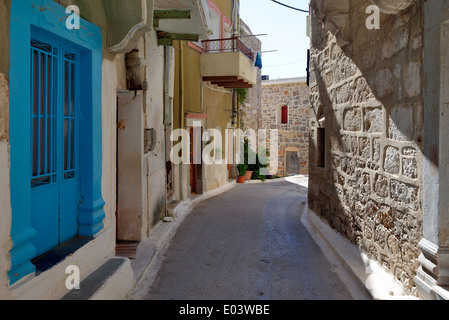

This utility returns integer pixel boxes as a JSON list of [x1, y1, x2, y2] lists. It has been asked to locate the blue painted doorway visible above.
[[9, 0, 105, 284], [30, 34, 80, 257]]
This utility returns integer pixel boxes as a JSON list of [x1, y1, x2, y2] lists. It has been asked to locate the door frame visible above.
[[8, 0, 104, 285]]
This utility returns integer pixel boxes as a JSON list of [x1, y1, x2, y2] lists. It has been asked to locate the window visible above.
[[277, 105, 289, 125], [316, 128, 326, 168], [281, 105, 288, 124], [30, 39, 78, 189]]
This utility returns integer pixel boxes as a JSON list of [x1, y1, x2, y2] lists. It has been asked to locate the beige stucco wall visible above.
[[0, 139, 12, 299], [144, 31, 169, 231], [203, 78, 234, 190], [0, 1, 11, 293], [0, 0, 131, 298], [201, 52, 258, 85]]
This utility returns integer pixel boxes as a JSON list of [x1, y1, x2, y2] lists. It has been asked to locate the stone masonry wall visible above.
[[308, 0, 424, 292], [240, 19, 262, 132], [261, 78, 310, 176]]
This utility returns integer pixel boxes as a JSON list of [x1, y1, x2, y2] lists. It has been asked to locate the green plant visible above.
[[236, 88, 248, 129], [237, 163, 248, 176], [243, 138, 270, 181], [236, 88, 248, 106]]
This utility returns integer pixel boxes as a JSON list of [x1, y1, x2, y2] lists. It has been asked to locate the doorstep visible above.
[[61, 257, 133, 300]]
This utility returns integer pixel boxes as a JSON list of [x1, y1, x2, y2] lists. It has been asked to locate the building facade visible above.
[[1, 0, 212, 299], [261, 77, 310, 177], [308, 0, 449, 299], [239, 19, 263, 132], [169, 0, 260, 201]]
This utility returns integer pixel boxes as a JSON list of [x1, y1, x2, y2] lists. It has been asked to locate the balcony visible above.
[[154, 0, 212, 45], [200, 37, 258, 88]]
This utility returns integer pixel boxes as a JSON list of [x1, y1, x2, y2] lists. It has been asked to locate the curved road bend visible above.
[[137, 178, 353, 300]]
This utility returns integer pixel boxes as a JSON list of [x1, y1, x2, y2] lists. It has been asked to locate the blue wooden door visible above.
[[30, 35, 80, 257]]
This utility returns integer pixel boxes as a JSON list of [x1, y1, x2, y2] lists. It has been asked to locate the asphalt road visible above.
[[139, 178, 353, 300]]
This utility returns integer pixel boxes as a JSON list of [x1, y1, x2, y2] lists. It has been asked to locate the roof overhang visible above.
[[154, 0, 212, 41], [70, 0, 212, 53], [71, 0, 155, 54]]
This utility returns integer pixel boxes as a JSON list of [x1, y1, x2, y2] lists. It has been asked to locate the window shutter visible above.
[[282, 105, 288, 124]]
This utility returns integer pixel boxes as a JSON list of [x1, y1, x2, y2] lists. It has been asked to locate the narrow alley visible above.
[[3, 0, 449, 303], [129, 177, 355, 300]]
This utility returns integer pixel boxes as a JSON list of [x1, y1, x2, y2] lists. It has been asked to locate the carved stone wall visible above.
[[308, 0, 424, 293]]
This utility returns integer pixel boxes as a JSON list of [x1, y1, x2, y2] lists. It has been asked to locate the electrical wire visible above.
[[270, 0, 309, 13], [263, 58, 307, 68]]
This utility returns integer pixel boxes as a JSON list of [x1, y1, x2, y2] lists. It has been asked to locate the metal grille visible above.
[[30, 39, 78, 188], [31, 40, 58, 188], [202, 37, 255, 61], [63, 52, 77, 180]]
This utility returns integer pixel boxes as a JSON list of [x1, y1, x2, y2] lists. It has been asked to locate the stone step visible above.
[[61, 257, 133, 300]]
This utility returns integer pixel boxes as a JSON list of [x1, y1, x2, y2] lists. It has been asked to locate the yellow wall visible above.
[[173, 42, 234, 132], [173, 41, 203, 130], [172, 0, 238, 154], [183, 45, 202, 114], [204, 85, 233, 148], [211, 0, 234, 21]]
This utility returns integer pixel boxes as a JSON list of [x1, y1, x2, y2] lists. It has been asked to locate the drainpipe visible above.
[[178, 41, 188, 201], [164, 45, 171, 215], [232, 0, 240, 37], [180, 42, 185, 131]]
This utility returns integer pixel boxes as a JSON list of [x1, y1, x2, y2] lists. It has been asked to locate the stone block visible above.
[[382, 28, 409, 59], [402, 147, 417, 156], [404, 61, 421, 98], [375, 68, 393, 97], [373, 137, 381, 163], [341, 156, 355, 176], [354, 77, 374, 103], [402, 157, 418, 179], [364, 107, 383, 133], [390, 179, 419, 211], [388, 105, 413, 141], [336, 82, 353, 104], [359, 137, 371, 160], [384, 146, 400, 175], [374, 173, 389, 197], [343, 107, 362, 131]]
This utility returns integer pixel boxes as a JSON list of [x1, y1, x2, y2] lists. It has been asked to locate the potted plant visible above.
[[243, 138, 254, 180], [237, 164, 247, 184]]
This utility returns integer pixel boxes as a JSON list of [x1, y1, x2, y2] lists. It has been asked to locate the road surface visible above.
[[136, 177, 353, 300]]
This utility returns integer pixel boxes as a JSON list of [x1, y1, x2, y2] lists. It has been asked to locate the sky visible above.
[[239, 0, 310, 80]]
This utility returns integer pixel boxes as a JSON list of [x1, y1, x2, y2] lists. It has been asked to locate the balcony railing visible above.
[[202, 37, 255, 62]]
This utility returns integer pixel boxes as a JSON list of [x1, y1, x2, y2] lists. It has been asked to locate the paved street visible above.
[[134, 177, 353, 300]]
